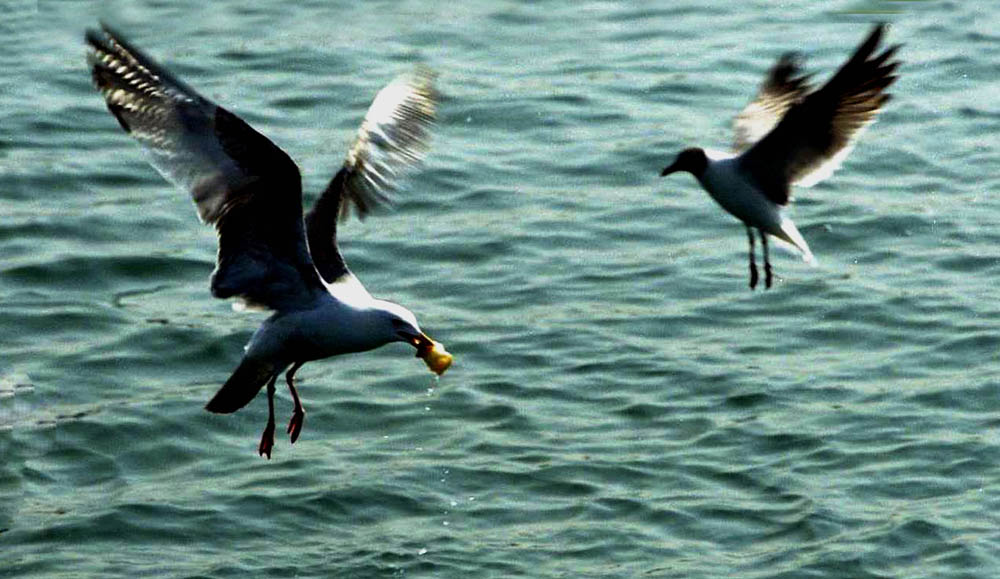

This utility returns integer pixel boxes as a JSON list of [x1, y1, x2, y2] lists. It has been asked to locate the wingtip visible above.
[[871, 22, 888, 41], [409, 64, 439, 88], [336, 66, 438, 221], [96, 19, 124, 41], [84, 22, 113, 50], [85, 20, 117, 45], [83, 26, 101, 45], [846, 22, 889, 65]]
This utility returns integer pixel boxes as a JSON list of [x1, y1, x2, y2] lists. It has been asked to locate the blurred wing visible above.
[[87, 22, 324, 311], [306, 69, 437, 285], [732, 53, 812, 153], [740, 24, 901, 204]]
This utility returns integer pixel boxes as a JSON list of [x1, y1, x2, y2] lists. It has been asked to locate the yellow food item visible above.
[[420, 341, 453, 375]]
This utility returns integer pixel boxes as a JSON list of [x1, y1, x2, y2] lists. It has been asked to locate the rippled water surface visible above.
[[3, 1, 1000, 577]]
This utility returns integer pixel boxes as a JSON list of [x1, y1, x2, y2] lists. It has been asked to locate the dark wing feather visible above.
[[732, 53, 813, 153], [86, 22, 325, 311], [739, 23, 901, 205], [305, 167, 352, 284], [305, 69, 437, 285]]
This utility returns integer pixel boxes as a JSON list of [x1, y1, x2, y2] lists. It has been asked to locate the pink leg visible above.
[[258, 373, 279, 458], [285, 361, 306, 444]]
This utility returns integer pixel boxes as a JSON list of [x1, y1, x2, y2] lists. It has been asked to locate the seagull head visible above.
[[377, 300, 453, 376], [660, 147, 708, 178]]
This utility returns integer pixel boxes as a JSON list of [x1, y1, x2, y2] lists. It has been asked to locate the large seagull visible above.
[[86, 22, 452, 458], [660, 24, 901, 289]]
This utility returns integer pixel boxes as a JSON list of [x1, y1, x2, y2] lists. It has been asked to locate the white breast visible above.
[[245, 295, 393, 365], [698, 155, 784, 233]]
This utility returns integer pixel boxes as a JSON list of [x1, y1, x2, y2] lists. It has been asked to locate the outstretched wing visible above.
[[739, 24, 901, 205], [305, 69, 437, 285], [732, 53, 812, 154], [86, 22, 325, 311]]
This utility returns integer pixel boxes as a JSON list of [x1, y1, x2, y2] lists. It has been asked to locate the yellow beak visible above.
[[414, 334, 453, 375]]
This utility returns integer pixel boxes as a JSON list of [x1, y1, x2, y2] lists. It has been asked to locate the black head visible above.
[[660, 147, 708, 178]]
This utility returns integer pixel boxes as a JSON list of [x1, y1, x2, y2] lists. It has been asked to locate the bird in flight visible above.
[[86, 22, 452, 458], [660, 24, 901, 289]]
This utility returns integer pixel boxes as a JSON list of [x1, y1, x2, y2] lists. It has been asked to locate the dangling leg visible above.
[[760, 230, 773, 289], [746, 226, 759, 290], [258, 373, 279, 459], [285, 361, 306, 444]]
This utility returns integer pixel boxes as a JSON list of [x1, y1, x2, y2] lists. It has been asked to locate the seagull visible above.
[[659, 23, 900, 289], [85, 22, 452, 458]]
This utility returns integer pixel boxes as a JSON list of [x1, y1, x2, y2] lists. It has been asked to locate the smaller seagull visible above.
[[659, 24, 901, 289], [86, 22, 452, 458]]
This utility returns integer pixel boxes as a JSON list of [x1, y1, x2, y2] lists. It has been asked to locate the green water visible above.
[[3, 1, 1000, 577]]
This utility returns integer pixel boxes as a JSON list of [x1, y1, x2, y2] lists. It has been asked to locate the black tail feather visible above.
[[205, 358, 277, 414]]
